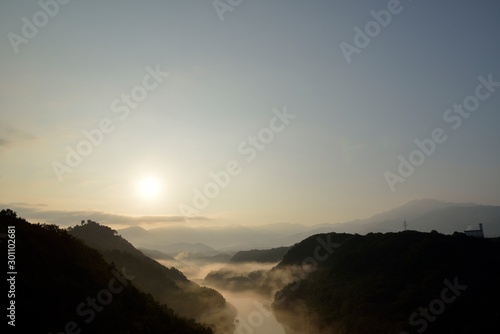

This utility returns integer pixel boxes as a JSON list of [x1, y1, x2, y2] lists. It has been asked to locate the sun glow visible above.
[[137, 175, 162, 199]]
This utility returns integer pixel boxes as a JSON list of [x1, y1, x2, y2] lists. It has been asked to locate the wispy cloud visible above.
[[0, 203, 209, 227], [0, 123, 37, 149], [0, 138, 10, 147]]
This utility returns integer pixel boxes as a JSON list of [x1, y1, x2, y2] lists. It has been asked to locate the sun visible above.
[[137, 175, 162, 199]]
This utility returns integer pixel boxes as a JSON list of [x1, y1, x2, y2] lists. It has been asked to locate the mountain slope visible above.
[[400, 205, 500, 236], [119, 224, 273, 251], [330, 199, 499, 235], [230, 246, 291, 263], [118, 200, 500, 254], [255, 200, 500, 249], [139, 248, 177, 261], [272, 230, 500, 334], [68, 220, 236, 334], [0, 209, 212, 334]]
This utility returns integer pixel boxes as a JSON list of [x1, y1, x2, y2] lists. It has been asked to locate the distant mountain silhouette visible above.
[[118, 200, 500, 253], [251, 199, 500, 248], [0, 209, 212, 334], [162, 242, 216, 255], [68, 220, 236, 334], [272, 230, 500, 334], [118, 225, 150, 239], [176, 251, 233, 264], [139, 248, 177, 261], [331, 199, 500, 235], [383, 204, 500, 235], [119, 224, 273, 251]]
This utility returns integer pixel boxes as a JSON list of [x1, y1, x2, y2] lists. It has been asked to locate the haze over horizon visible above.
[[2, 198, 498, 231], [1, 0, 500, 229]]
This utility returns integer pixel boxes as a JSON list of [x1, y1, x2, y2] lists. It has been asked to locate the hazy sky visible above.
[[1, 0, 499, 227]]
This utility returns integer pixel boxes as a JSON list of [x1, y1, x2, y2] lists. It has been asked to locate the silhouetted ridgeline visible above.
[[68, 220, 236, 334], [272, 231, 500, 334], [0, 209, 212, 333]]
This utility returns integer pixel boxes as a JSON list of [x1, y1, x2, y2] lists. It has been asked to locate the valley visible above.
[[2, 199, 500, 333]]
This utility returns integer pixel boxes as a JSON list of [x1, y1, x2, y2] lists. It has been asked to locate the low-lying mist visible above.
[[156, 258, 292, 334]]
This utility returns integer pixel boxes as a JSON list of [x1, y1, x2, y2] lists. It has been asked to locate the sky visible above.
[[1, 0, 500, 228]]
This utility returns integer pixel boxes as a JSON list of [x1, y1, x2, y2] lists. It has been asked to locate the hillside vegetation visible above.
[[273, 231, 500, 334], [230, 246, 291, 263], [0, 209, 212, 333], [68, 220, 236, 334]]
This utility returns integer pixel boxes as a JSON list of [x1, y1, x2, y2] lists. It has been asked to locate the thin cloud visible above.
[[0, 138, 10, 147], [0, 203, 209, 227], [0, 124, 37, 149]]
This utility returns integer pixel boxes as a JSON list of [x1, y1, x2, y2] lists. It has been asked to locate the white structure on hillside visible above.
[[464, 223, 484, 238]]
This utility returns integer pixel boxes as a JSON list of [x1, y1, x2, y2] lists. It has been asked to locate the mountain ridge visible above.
[[116, 199, 500, 254], [0, 209, 213, 334], [272, 230, 500, 333], [68, 220, 236, 334]]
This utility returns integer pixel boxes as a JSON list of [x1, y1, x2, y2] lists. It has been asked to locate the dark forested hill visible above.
[[272, 231, 500, 334], [68, 220, 236, 334], [0, 209, 212, 334], [230, 246, 291, 263]]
